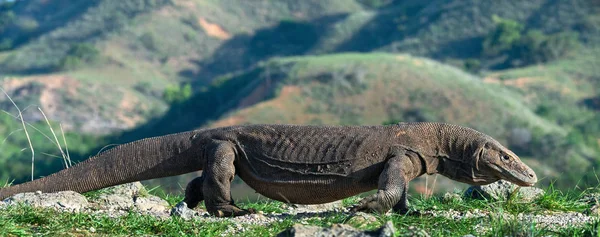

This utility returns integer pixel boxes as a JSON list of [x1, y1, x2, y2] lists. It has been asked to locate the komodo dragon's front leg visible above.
[[351, 149, 420, 214], [193, 141, 255, 217], [184, 176, 204, 208]]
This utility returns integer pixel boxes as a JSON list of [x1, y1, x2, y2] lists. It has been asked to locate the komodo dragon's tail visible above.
[[0, 130, 204, 200]]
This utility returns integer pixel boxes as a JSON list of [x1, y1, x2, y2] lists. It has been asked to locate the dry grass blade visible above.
[[38, 107, 70, 169], [59, 123, 72, 167], [0, 87, 35, 181]]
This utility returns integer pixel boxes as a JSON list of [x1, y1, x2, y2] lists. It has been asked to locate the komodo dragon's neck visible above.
[[392, 122, 489, 183]]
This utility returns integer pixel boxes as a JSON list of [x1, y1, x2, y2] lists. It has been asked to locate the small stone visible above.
[[134, 195, 169, 213], [89, 227, 96, 233], [465, 180, 544, 202], [378, 221, 396, 237], [442, 192, 462, 203], [170, 201, 198, 220], [579, 192, 600, 205], [347, 212, 378, 228], [402, 225, 429, 237], [277, 221, 395, 237], [589, 204, 600, 216], [290, 200, 343, 213]]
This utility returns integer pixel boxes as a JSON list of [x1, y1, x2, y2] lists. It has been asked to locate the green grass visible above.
[[2, 185, 598, 236]]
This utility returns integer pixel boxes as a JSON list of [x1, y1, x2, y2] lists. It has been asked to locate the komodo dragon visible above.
[[0, 122, 537, 217]]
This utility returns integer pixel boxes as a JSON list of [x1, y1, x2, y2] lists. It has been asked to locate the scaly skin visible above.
[[0, 122, 537, 217]]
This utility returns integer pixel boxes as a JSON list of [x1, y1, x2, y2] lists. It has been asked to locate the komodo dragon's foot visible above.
[[349, 195, 390, 214], [208, 205, 256, 217]]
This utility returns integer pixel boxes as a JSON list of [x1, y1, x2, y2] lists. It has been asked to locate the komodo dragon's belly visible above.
[[236, 168, 380, 204], [232, 128, 389, 204]]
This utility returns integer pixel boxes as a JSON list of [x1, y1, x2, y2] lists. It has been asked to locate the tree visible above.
[[483, 15, 524, 56]]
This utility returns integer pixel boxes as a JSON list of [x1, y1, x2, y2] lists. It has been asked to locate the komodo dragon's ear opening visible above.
[[473, 142, 488, 171]]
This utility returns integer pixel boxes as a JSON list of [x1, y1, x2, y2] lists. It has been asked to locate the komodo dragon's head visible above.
[[473, 139, 538, 187]]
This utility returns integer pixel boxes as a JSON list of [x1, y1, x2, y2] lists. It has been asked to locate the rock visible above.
[[277, 221, 395, 237], [400, 225, 429, 237], [465, 180, 544, 202], [579, 192, 600, 216], [90, 182, 169, 216], [3, 191, 88, 211], [290, 200, 343, 213], [442, 192, 463, 203], [579, 192, 600, 205], [101, 182, 147, 197], [170, 201, 199, 220], [134, 195, 170, 216], [378, 221, 396, 237], [347, 212, 378, 228], [94, 193, 135, 211], [589, 204, 600, 216]]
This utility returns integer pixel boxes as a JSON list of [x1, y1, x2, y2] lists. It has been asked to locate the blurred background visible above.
[[0, 0, 598, 201]]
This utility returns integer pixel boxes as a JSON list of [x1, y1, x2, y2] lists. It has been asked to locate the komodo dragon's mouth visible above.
[[489, 163, 537, 187]]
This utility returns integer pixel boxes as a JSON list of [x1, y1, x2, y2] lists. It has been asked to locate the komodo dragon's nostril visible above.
[[528, 173, 534, 178]]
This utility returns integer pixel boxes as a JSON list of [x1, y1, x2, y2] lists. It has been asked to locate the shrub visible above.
[[16, 17, 38, 33], [483, 15, 524, 56], [463, 59, 481, 73], [139, 32, 158, 51], [0, 38, 12, 51], [483, 16, 581, 67], [58, 43, 101, 71], [0, 9, 14, 32], [163, 83, 192, 104], [540, 31, 580, 61]]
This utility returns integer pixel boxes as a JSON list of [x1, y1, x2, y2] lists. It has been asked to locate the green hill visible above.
[[0, 0, 598, 193]]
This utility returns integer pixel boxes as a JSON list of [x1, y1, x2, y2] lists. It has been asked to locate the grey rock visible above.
[[442, 192, 463, 203], [290, 200, 343, 213], [589, 204, 600, 216], [3, 191, 88, 211], [171, 201, 199, 220], [277, 221, 395, 237], [378, 221, 397, 237], [399, 225, 429, 237], [94, 193, 135, 211], [347, 212, 378, 227], [465, 180, 544, 202], [91, 182, 169, 216], [100, 182, 147, 197], [135, 195, 169, 213], [579, 192, 600, 205]]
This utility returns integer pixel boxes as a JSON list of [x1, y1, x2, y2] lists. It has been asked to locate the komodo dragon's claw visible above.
[[212, 206, 256, 217]]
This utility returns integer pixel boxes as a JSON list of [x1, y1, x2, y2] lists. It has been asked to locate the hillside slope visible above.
[[0, 0, 598, 193]]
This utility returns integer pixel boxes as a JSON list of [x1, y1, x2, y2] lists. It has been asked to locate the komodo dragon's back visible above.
[[230, 124, 393, 164]]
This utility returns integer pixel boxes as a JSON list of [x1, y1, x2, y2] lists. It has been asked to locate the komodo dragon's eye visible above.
[[501, 154, 510, 161]]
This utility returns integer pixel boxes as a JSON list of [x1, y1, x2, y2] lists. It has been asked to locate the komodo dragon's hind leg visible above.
[[203, 141, 255, 217], [350, 152, 414, 214]]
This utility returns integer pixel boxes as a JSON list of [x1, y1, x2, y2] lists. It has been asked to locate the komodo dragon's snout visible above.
[[477, 141, 537, 187]]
